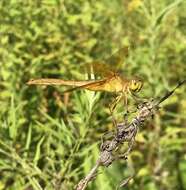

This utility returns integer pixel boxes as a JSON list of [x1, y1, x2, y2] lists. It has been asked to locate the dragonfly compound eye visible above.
[[130, 79, 143, 92]]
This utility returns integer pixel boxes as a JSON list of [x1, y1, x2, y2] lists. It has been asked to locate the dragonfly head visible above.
[[129, 77, 143, 93]]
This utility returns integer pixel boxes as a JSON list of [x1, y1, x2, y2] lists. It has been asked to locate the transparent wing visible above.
[[80, 46, 129, 78], [105, 46, 129, 69], [61, 79, 108, 93], [82, 61, 116, 78]]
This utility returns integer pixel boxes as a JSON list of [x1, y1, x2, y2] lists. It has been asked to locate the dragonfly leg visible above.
[[109, 105, 117, 128], [123, 93, 129, 112], [109, 94, 123, 112], [123, 93, 130, 124], [109, 94, 122, 127]]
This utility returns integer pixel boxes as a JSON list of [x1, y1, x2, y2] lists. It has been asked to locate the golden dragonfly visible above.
[[27, 47, 143, 112]]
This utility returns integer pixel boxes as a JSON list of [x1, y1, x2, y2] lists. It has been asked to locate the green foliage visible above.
[[0, 0, 186, 189]]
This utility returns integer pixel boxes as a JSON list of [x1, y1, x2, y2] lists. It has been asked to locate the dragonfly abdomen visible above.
[[27, 79, 96, 86]]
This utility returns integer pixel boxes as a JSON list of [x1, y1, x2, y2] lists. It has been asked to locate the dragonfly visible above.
[[27, 47, 143, 113]]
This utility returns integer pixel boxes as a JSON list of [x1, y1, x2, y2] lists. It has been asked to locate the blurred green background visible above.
[[0, 0, 186, 189]]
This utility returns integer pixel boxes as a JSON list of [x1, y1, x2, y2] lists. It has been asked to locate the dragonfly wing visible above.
[[82, 61, 116, 78], [105, 46, 129, 70], [62, 79, 108, 93], [80, 46, 129, 78], [27, 78, 109, 92]]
